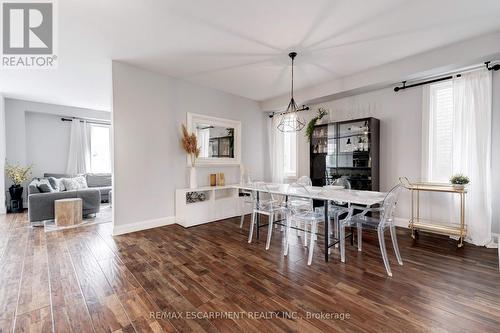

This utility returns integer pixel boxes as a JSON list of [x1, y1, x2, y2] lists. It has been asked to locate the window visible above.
[[90, 124, 111, 173], [426, 81, 453, 182], [282, 116, 297, 178]]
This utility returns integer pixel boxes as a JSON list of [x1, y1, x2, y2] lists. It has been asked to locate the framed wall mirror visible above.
[[186, 113, 241, 166]]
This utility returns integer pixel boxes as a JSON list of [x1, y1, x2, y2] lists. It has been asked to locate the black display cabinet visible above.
[[310, 117, 380, 191]]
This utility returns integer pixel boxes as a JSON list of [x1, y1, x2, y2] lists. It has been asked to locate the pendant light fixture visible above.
[[277, 52, 308, 132]]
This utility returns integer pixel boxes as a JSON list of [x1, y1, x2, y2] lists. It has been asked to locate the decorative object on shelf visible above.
[[217, 173, 225, 186], [362, 120, 369, 134], [357, 136, 364, 151], [306, 107, 328, 141], [450, 174, 470, 189], [181, 124, 201, 189], [277, 52, 309, 132], [345, 138, 353, 152], [5, 162, 32, 213], [186, 191, 207, 203], [189, 167, 197, 189], [210, 174, 217, 187]]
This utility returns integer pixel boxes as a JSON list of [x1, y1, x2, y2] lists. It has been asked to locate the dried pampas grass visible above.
[[181, 124, 200, 166]]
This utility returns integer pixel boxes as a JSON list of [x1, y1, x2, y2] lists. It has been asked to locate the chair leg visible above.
[[340, 223, 346, 263], [378, 227, 392, 277], [357, 222, 362, 252], [307, 221, 317, 265], [333, 215, 339, 248], [390, 225, 403, 265], [284, 215, 291, 256], [248, 211, 256, 243], [265, 214, 274, 250], [240, 214, 244, 228], [303, 223, 309, 247]]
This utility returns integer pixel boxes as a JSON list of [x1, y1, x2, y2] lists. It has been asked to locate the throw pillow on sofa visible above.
[[48, 177, 65, 192], [63, 176, 88, 191], [37, 179, 56, 193]]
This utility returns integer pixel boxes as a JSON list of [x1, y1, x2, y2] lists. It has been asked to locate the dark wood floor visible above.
[[1, 212, 499, 332]]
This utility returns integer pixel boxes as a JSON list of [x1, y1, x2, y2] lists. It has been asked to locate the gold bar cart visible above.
[[399, 177, 467, 248]]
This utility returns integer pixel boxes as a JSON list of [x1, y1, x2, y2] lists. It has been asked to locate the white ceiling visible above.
[[1, 0, 500, 111]]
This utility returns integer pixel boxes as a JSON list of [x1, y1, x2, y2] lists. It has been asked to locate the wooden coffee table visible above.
[[55, 198, 83, 226]]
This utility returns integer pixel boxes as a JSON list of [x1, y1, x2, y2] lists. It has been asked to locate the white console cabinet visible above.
[[175, 185, 251, 227]]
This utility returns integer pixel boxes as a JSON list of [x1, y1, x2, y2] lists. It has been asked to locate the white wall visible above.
[[0, 95, 5, 214], [25, 112, 72, 178], [112, 61, 267, 234], [4, 98, 110, 204]]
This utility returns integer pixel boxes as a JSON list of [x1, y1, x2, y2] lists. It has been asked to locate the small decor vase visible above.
[[217, 173, 225, 186], [9, 185, 23, 200], [209, 174, 217, 187], [189, 167, 197, 189]]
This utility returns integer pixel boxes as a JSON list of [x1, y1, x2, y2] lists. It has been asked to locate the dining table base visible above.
[[253, 197, 353, 262]]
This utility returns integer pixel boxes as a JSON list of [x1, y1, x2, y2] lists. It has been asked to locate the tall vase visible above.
[[9, 185, 23, 200], [189, 166, 197, 189]]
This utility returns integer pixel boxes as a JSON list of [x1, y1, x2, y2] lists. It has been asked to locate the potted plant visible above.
[[181, 124, 200, 189], [5, 162, 32, 201], [450, 174, 470, 189], [305, 107, 328, 142]]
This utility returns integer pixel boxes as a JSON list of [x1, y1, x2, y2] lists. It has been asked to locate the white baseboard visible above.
[[112, 216, 176, 236], [394, 217, 409, 228]]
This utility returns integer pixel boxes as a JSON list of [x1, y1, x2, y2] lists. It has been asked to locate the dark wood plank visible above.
[[45, 231, 95, 333], [14, 306, 52, 333], [0, 227, 29, 332], [16, 228, 51, 317], [2, 212, 500, 333]]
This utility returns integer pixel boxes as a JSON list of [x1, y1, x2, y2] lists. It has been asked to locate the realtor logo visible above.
[[2, 1, 57, 68]]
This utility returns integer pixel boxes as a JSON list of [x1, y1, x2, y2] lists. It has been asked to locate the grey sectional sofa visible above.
[[44, 173, 112, 203], [28, 173, 112, 223]]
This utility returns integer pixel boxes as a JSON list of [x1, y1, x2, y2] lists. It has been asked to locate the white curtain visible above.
[[269, 114, 284, 183], [422, 69, 492, 246], [66, 119, 91, 174], [452, 70, 492, 246]]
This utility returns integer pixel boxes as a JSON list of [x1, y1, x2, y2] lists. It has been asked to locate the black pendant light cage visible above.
[[277, 52, 308, 132]]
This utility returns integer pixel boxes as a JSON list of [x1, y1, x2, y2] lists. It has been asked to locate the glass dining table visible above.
[[233, 183, 387, 262]]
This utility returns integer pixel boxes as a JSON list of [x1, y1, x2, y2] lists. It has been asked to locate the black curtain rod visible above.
[[395, 61, 499, 92], [394, 75, 459, 92], [268, 105, 310, 118], [61, 117, 110, 125]]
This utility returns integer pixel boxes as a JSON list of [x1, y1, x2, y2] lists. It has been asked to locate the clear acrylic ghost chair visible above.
[[289, 176, 313, 245], [247, 182, 287, 250], [284, 183, 324, 265], [338, 184, 403, 276], [325, 177, 351, 248], [239, 174, 253, 228], [297, 176, 312, 186]]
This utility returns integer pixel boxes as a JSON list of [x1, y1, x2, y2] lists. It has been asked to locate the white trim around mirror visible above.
[[186, 112, 241, 166]]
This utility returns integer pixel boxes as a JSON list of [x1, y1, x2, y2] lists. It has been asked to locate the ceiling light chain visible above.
[[277, 52, 309, 132]]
